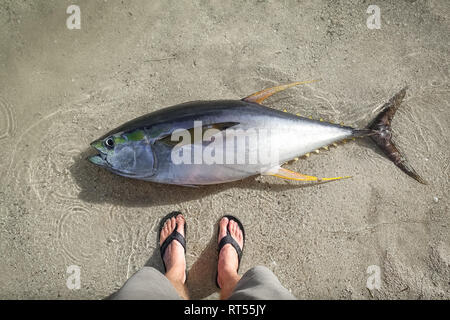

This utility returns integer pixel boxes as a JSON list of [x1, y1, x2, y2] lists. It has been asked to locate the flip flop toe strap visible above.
[[218, 234, 243, 265], [160, 229, 186, 259]]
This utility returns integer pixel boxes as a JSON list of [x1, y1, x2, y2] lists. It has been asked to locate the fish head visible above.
[[88, 129, 156, 179]]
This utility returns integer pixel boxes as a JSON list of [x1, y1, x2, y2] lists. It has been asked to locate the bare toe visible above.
[[218, 217, 229, 243], [176, 214, 185, 236]]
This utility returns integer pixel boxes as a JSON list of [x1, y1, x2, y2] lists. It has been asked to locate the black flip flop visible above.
[[158, 211, 187, 274], [215, 215, 245, 288]]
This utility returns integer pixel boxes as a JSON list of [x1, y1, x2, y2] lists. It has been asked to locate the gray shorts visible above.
[[110, 265, 296, 300]]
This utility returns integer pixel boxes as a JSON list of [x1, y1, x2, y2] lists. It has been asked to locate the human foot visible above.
[[217, 216, 245, 290], [159, 213, 186, 284]]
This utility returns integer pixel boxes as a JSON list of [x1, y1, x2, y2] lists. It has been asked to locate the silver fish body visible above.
[[90, 100, 358, 185]]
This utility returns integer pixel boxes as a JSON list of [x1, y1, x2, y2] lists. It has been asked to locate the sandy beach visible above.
[[0, 0, 448, 299]]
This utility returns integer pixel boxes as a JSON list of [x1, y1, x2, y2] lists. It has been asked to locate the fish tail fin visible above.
[[365, 87, 427, 184]]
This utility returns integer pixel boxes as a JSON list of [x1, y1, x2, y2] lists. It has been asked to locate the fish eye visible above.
[[104, 137, 115, 149]]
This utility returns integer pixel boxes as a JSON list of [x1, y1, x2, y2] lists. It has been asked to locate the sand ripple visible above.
[[0, 96, 16, 140]]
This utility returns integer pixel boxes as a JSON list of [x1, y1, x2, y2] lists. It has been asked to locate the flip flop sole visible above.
[[158, 211, 187, 275], [215, 215, 245, 289]]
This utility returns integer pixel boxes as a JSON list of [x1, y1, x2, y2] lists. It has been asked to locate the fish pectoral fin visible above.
[[158, 122, 239, 147], [262, 166, 351, 182], [241, 80, 320, 104]]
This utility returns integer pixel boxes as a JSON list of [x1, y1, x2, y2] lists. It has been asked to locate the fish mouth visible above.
[[88, 153, 108, 167], [88, 140, 109, 167]]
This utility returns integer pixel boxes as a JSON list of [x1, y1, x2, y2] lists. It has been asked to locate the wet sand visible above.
[[0, 0, 448, 299]]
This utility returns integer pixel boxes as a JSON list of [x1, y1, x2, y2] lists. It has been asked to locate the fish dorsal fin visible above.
[[158, 122, 239, 147], [242, 80, 320, 104], [262, 166, 351, 182]]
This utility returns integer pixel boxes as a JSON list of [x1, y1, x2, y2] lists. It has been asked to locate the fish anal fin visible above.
[[262, 166, 351, 183], [271, 167, 318, 181], [242, 80, 320, 104]]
